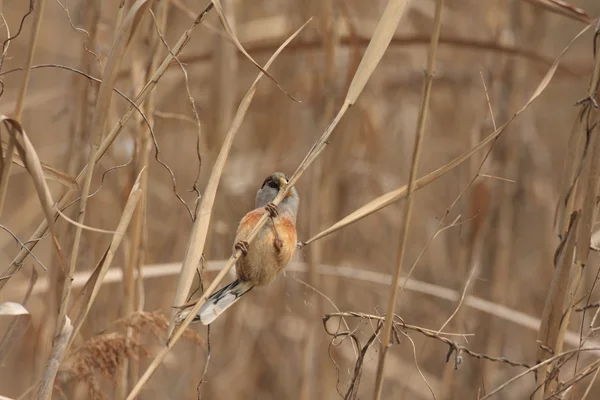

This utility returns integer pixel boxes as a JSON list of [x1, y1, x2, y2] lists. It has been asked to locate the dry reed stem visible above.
[[581, 359, 600, 399], [301, 23, 593, 249], [126, 21, 312, 399], [373, 1, 443, 397], [0, 116, 67, 303], [55, 0, 151, 341], [534, 212, 579, 398], [37, 317, 72, 400], [481, 347, 600, 399], [119, 2, 170, 396], [21, 170, 144, 398], [178, 33, 579, 77], [0, 2, 215, 291], [534, 24, 600, 399], [67, 169, 144, 348], [11, 259, 600, 350], [299, 2, 338, 398], [0, 0, 45, 216], [211, 0, 297, 102]]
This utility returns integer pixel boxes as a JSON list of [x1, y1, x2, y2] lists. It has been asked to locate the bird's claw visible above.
[[235, 240, 249, 256], [265, 202, 279, 218], [274, 237, 283, 252]]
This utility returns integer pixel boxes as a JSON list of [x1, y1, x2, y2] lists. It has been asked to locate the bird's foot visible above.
[[235, 240, 249, 256], [274, 236, 283, 252], [265, 202, 279, 218]]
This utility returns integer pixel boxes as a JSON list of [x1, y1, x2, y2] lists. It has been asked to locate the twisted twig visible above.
[[324, 311, 531, 370]]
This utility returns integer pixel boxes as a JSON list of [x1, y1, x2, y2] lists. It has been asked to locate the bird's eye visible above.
[[268, 181, 279, 189]]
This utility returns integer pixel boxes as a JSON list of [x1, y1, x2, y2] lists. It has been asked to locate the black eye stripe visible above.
[[261, 175, 287, 189]]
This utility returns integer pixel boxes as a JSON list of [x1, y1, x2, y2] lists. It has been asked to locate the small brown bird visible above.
[[181, 172, 299, 325]]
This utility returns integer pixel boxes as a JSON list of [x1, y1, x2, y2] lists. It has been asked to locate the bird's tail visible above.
[[178, 279, 254, 326]]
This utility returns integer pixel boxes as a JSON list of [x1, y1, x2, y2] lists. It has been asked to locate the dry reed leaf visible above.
[[303, 23, 592, 247], [553, 118, 584, 233], [523, 0, 593, 24], [126, 1, 152, 47], [534, 212, 579, 397], [166, 18, 312, 335], [345, 0, 408, 103], [575, 125, 600, 265], [0, 3, 215, 291], [294, 0, 408, 179], [0, 117, 57, 231], [211, 0, 299, 101], [0, 302, 29, 316], [0, 271, 36, 363], [128, 20, 312, 399], [68, 169, 144, 345], [0, 140, 77, 188], [38, 317, 72, 400], [55, 208, 118, 235]]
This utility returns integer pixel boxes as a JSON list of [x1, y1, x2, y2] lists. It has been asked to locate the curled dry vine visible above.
[[322, 311, 531, 396]]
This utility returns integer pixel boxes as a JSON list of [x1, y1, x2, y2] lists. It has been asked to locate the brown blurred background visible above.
[[1, 0, 600, 399]]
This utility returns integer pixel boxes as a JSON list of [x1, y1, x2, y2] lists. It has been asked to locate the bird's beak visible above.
[[279, 177, 292, 197]]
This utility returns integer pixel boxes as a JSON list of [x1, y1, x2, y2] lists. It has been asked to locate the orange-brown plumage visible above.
[[234, 208, 297, 285]]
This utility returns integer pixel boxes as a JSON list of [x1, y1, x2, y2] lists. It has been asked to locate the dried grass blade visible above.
[[0, 2, 214, 291], [0, 141, 77, 188], [0, 302, 29, 316], [0, 271, 36, 362], [522, 0, 593, 24], [128, 20, 312, 398], [211, 0, 299, 102], [303, 23, 591, 247], [534, 212, 579, 398], [0, 117, 56, 230], [296, 0, 408, 173], [67, 169, 144, 344], [345, 0, 408, 103]]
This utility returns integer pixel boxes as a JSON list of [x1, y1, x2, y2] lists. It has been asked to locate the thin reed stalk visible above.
[[373, 1, 444, 397], [0, 0, 46, 216], [0, 2, 215, 290]]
